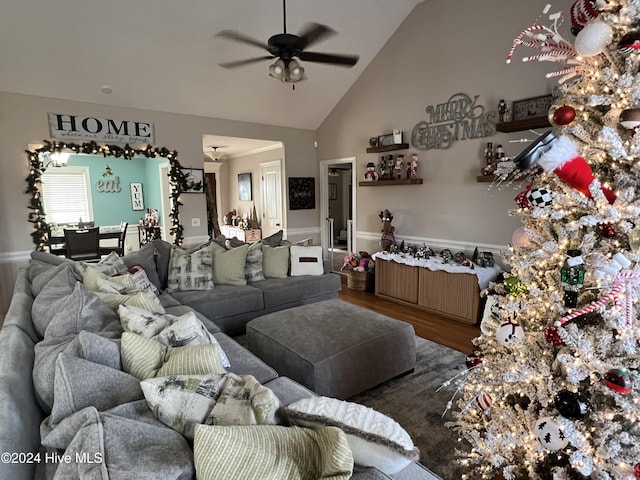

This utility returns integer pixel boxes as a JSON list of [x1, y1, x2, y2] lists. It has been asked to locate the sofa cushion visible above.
[[262, 245, 290, 278], [253, 274, 341, 308], [83, 265, 138, 293], [290, 245, 324, 276], [212, 332, 278, 384], [31, 264, 81, 338], [193, 424, 353, 480], [169, 284, 264, 322], [50, 354, 143, 425], [211, 242, 249, 286], [95, 289, 165, 313], [262, 229, 284, 247], [42, 402, 194, 480], [120, 332, 227, 380], [283, 396, 419, 475], [167, 244, 214, 292]]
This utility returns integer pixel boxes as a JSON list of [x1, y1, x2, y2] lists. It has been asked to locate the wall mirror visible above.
[[26, 140, 187, 250]]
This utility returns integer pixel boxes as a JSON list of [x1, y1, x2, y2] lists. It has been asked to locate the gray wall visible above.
[[317, 0, 572, 254]]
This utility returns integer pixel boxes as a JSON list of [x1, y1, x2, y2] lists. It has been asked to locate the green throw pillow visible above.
[[262, 245, 290, 278], [167, 244, 214, 292], [193, 425, 353, 480], [211, 242, 249, 286], [120, 332, 227, 380]]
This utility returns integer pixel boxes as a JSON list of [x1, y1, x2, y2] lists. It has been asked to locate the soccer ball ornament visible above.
[[534, 416, 568, 450], [496, 321, 525, 346], [527, 186, 553, 209]]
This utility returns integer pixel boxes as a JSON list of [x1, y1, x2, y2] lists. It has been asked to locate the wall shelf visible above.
[[359, 178, 423, 187], [366, 143, 409, 153], [496, 117, 551, 132]]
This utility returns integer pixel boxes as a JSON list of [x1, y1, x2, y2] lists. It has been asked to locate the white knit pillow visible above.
[[283, 396, 419, 474]]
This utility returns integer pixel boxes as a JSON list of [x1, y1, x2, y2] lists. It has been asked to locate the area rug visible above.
[[348, 336, 468, 480]]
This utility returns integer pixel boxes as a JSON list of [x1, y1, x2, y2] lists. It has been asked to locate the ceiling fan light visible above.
[[288, 60, 304, 82], [269, 59, 286, 79]]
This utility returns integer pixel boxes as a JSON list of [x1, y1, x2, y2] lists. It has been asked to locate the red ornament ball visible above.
[[618, 31, 640, 56], [634, 462, 640, 479], [552, 105, 577, 127], [604, 368, 633, 394], [544, 326, 564, 346]]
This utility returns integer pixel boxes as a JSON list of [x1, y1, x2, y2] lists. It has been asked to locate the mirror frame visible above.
[[26, 139, 187, 250]]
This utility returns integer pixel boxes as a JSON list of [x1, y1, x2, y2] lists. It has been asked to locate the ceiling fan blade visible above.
[[215, 30, 269, 51], [218, 56, 274, 69], [297, 22, 336, 50], [298, 51, 359, 67]]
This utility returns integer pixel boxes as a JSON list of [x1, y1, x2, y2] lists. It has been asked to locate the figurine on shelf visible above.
[[498, 99, 507, 123], [394, 155, 405, 179], [379, 209, 396, 252], [364, 162, 378, 181], [410, 154, 419, 179]]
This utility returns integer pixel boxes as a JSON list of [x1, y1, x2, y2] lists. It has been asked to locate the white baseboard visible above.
[[0, 250, 32, 264]]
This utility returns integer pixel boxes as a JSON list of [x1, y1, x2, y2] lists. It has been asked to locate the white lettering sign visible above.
[[48, 113, 155, 144]]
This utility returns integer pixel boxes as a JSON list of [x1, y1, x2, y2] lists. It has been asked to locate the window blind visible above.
[[41, 167, 93, 225]]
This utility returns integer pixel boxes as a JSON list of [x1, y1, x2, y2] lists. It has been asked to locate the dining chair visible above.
[[46, 224, 66, 256], [64, 227, 101, 261], [115, 221, 128, 256]]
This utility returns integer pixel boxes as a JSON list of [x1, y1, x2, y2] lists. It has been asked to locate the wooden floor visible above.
[[337, 275, 480, 354]]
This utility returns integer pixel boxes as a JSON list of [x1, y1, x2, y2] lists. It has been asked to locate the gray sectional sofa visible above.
[[0, 239, 439, 480]]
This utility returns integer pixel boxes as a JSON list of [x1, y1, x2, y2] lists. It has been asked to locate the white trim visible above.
[[182, 235, 211, 247], [226, 143, 282, 159], [0, 250, 32, 264], [319, 157, 357, 256], [285, 226, 320, 238]]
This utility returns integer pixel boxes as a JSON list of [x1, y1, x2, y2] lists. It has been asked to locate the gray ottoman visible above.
[[246, 300, 416, 399]]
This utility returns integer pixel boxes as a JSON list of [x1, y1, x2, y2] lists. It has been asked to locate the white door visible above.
[[260, 160, 283, 237]]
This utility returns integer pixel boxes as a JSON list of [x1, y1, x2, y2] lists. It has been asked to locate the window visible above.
[[41, 167, 94, 225]]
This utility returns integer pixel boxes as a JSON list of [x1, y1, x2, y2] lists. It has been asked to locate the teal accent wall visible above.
[[67, 155, 165, 226]]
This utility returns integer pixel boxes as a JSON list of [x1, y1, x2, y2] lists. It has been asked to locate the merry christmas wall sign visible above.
[[411, 93, 496, 150]]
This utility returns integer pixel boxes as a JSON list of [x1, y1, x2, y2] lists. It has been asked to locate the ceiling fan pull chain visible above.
[[282, 0, 287, 34]]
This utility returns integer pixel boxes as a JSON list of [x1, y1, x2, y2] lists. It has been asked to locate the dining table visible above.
[[47, 224, 122, 256]]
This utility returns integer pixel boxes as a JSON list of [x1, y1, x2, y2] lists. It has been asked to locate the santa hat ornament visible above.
[[515, 132, 616, 204]]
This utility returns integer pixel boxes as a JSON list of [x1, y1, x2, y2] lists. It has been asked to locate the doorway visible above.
[[320, 157, 356, 274], [260, 160, 283, 237]]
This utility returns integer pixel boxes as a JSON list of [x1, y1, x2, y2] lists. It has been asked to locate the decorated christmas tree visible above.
[[448, 2, 640, 479]]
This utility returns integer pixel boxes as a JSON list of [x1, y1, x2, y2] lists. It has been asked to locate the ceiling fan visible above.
[[216, 0, 359, 86]]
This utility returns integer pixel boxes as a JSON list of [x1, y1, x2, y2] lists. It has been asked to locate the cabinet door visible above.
[[375, 260, 418, 304], [418, 269, 480, 324]]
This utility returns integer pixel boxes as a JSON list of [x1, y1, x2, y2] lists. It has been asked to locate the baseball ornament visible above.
[[496, 321, 525, 346], [534, 417, 568, 450], [618, 31, 640, 57], [604, 368, 633, 394], [574, 21, 613, 57]]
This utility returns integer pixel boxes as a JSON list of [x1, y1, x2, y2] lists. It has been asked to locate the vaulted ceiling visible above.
[[0, 0, 424, 131]]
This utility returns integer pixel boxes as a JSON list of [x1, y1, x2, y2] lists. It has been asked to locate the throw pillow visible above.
[[31, 264, 81, 338], [121, 240, 169, 290], [262, 245, 290, 278], [261, 229, 284, 247], [118, 304, 173, 337], [245, 240, 265, 282], [83, 265, 137, 293], [77, 251, 128, 276], [95, 289, 165, 313], [213, 234, 245, 250], [290, 245, 324, 276], [211, 242, 249, 286], [193, 424, 353, 480], [166, 244, 214, 292], [283, 396, 419, 474], [115, 265, 161, 295], [120, 332, 227, 380]]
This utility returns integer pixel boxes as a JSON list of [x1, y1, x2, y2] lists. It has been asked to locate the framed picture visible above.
[[377, 133, 395, 147], [238, 173, 252, 201], [181, 168, 204, 193], [512, 95, 554, 121], [288, 177, 315, 210], [130, 182, 144, 211], [329, 183, 337, 200]]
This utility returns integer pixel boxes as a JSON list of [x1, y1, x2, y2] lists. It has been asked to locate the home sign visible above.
[[48, 113, 155, 145], [411, 93, 496, 150]]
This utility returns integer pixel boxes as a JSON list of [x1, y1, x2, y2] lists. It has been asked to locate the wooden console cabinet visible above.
[[375, 259, 483, 324]]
